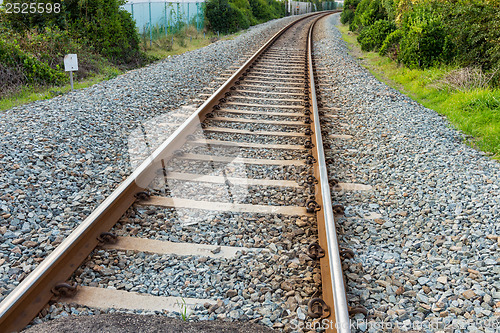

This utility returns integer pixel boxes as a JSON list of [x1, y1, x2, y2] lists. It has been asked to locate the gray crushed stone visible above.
[[22, 313, 275, 333], [0, 16, 298, 303], [27, 16, 322, 333]]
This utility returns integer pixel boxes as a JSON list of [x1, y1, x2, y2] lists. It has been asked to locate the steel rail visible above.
[[307, 14, 351, 332], [0, 13, 323, 332]]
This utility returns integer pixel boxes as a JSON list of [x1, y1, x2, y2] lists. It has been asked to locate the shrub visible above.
[[228, 2, 251, 31], [269, 0, 285, 18], [0, 38, 66, 87], [1, 0, 145, 67], [16, 27, 115, 79], [231, 0, 258, 25], [357, 19, 395, 52], [341, 0, 361, 25], [379, 29, 403, 58], [397, 4, 453, 68], [64, 0, 144, 66], [351, 0, 388, 31], [343, 0, 500, 87], [380, 0, 395, 21], [205, 0, 250, 33], [349, 0, 369, 30], [205, 0, 281, 33], [439, 0, 500, 71], [0, 0, 63, 32], [340, 9, 355, 25], [249, 0, 277, 22]]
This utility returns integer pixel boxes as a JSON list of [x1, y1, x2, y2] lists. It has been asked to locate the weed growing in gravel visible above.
[[176, 298, 191, 321]]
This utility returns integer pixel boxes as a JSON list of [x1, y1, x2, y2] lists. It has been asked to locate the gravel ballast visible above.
[[3, 15, 326, 333], [23, 313, 275, 333], [26, 16, 324, 332], [314, 14, 499, 333], [4, 12, 499, 333], [0, 16, 298, 304]]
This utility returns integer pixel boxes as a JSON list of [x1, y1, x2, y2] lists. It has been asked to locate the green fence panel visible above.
[[122, 0, 205, 42]]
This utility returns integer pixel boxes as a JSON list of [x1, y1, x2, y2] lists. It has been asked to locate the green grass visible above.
[[338, 24, 500, 159], [0, 67, 122, 111]]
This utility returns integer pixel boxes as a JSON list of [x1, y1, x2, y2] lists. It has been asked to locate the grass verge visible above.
[[338, 24, 500, 159], [0, 66, 122, 111]]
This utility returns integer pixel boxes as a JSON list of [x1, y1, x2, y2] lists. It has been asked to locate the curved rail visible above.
[[307, 16, 351, 332]]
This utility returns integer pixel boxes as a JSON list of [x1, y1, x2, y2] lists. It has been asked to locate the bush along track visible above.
[[340, 0, 500, 158], [0, 0, 147, 100], [204, 0, 286, 34]]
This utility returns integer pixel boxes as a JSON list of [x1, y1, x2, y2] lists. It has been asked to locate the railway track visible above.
[[0, 12, 352, 332]]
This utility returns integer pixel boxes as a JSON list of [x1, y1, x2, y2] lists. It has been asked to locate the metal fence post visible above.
[[149, 0, 152, 46], [165, 2, 167, 36], [177, 3, 180, 31], [196, 3, 200, 30], [168, 3, 171, 35]]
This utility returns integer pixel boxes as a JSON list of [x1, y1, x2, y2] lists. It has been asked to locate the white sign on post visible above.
[[64, 54, 78, 90], [64, 54, 78, 71]]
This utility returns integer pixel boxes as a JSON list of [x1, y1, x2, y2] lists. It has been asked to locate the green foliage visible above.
[[1, 0, 145, 67], [357, 19, 395, 52], [397, 4, 453, 68], [465, 92, 500, 112], [248, 0, 280, 22], [380, 0, 395, 21], [205, 0, 250, 33], [176, 298, 192, 321], [249, 0, 269, 21], [340, 8, 355, 24], [350, 0, 389, 31], [0, 36, 66, 92], [15, 27, 106, 77], [442, 88, 500, 156], [231, 0, 258, 25], [348, 0, 367, 30], [0, 0, 64, 32], [63, 0, 144, 66], [341, 0, 361, 25], [379, 29, 403, 57], [19, 27, 73, 68], [205, 0, 282, 34], [269, 0, 285, 18], [439, 0, 500, 71], [0, 0, 145, 96], [338, 6, 500, 157], [344, 0, 499, 80]]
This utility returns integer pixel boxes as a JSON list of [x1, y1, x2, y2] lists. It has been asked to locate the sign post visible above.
[[64, 54, 78, 90]]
